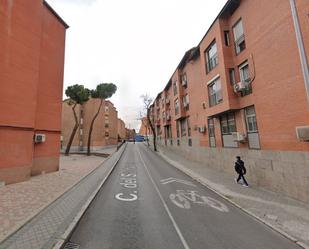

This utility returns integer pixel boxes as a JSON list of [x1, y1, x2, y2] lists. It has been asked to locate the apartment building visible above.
[[61, 99, 119, 151], [117, 118, 126, 140], [139, 117, 150, 136], [0, 1, 68, 184], [150, 0, 309, 202]]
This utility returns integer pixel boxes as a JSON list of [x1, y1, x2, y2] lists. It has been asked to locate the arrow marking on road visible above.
[[160, 178, 196, 187]]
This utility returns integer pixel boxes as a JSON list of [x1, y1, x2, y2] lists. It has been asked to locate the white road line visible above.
[[137, 146, 191, 249]]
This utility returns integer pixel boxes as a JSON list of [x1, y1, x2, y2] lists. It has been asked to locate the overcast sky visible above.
[[47, 0, 227, 130]]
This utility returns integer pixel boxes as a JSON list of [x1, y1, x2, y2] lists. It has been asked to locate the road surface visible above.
[[68, 143, 301, 249]]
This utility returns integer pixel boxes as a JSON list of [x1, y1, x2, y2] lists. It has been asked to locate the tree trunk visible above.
[[147, 108, 157, 151], [87, 99, 103, 155], [65, 103, 79, 156]]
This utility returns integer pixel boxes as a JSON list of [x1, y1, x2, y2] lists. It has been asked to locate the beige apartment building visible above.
[[61, 98, 121, 151], [149, 0, 309, 203]]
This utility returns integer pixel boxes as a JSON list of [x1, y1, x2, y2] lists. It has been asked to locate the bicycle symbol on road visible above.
[[169, 190, 229, 212]]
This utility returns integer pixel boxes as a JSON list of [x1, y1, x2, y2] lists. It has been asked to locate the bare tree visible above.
[[140, 94, 157, 151]]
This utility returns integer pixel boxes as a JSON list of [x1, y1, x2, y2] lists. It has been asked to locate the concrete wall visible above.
[[155, 139, 309, 203]]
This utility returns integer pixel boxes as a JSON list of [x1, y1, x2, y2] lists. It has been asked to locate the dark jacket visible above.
[[235, 159, 246, 175]]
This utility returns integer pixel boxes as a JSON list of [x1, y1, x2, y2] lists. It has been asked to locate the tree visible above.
[[87, 83, 117, 155], [140, 94, 157, 151], [64, 84, 90, 155]]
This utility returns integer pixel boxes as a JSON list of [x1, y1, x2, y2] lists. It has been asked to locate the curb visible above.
[[51, 143, 127, 249], [0, 150, 118, 244], [152, 147, 308, 249]]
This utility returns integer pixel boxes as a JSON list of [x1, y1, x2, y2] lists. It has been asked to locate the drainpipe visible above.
[[289, 0, 309, 104]]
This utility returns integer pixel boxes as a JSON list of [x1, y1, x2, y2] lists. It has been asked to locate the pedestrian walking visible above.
[[234, 156, 249, 187]]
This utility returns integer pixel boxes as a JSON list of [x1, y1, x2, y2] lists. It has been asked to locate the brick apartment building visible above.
[[61, 98, 122, 151], [149, 0, 309, 202], [117, 118, 126, 140], [0, 1, 68, 184], [139, 117, 149, 136]]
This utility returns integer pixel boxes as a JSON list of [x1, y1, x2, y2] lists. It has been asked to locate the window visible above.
[[220, 113, 236, 135], [208, 118, 216, 147], [187, 118, 191, 137], [105, 123, 109, 128], [245, 106, 258, 133], [175, 98, 180, 115], [182, 94, 189, 110], [239, 61, 252, 96], [181, 73, 188, 87], [105, 106, 109, 112], [245, 106, 260, 149], [233, 19, 246, 54], [208, 77, 222, 107], [208, 119, 215, 137], [176, 120, 180, 138], [173, 80, 178, 95], [224, 31, 230, 46], [229, 68, 236, 85], [105, 132, 109, 137], [180, 119, 187, 137], [205, 41, 218, 73]]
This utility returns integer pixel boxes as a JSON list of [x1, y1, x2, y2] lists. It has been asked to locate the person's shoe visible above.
[[243, 184, 249, 187], [234, 178, 238, 183]]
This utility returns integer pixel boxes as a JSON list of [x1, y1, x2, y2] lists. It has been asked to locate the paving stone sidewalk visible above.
[[0, 144, 122, 248], [156, 147, 309, 249]]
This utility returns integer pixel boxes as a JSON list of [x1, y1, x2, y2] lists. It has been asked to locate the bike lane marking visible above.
[[137, 147, 191, 249], [169, 190, 229, 212]]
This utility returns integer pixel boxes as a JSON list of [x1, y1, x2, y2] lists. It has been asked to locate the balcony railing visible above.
[[235, 34, 246, 54], [206, 54, 218, 73], [209, 92, 222, 107]]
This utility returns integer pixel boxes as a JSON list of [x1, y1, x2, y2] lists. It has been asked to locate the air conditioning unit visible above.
[[183, 102, 188, 107], [232, 132, 246, 142], [296, 126, 309, 141], [165, 98, 170, 104], [199, 126, 206, 133], [233, 81, 246, 93], [166, 115, 171, 121], [34, 134, 46, 143]]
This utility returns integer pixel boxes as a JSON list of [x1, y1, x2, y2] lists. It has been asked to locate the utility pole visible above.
[[289, 0, 309, 104]]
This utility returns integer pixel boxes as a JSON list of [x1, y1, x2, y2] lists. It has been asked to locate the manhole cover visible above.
[[63, 242, 80, 249]]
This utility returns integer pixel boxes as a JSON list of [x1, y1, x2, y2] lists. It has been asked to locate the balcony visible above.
[[235, 34, 246, 55], [163, 114, 171, 126], [206, 54, 218, 73]]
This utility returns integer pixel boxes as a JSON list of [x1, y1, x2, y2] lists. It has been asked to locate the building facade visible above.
[[61, 98, 119, 151], [117, 118, 126, 140], [138, 117, 150, 136], [0, 0, 68, 184], [150, 0, 309, 202]]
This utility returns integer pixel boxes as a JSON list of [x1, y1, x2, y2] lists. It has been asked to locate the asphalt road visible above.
[[68, 143, 301, 249]]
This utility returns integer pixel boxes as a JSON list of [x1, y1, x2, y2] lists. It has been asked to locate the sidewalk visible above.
[[156, 146, 309, 249], [0, 144, 125, 249]]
